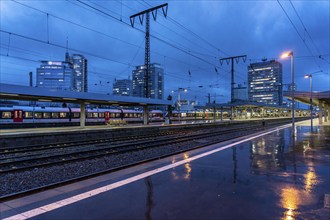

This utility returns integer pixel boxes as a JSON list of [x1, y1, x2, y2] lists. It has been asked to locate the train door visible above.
[[104, 111, 110, 122], [13, 109, 23, 123]]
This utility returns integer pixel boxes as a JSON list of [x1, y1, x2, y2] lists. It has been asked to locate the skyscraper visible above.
[[36, 61, 74, 91], [66, 53, 88, 92], [132, 63, 164, 99], [113, 78, 132, 96], [36, 53, 88, 92], [248, 60, 283, 106]]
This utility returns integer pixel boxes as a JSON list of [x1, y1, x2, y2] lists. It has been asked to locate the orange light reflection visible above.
[[304, 166, 318, 192], [184, 163, 192, 180], [281, 187, 299, 220]]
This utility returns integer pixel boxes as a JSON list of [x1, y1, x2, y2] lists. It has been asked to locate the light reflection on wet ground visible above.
[[30, 123, 330, 220], [154, 124, 330, 220], [249, 125, 330, 220]]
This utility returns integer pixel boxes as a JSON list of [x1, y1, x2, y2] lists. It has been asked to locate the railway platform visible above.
[[1, 119, 330, 220], [0, 119, 208, 135], [0, 116, 303, 136]]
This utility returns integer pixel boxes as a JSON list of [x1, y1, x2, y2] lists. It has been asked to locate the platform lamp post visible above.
[[281, 51, 295, 136], [304, 74, 313, 130]]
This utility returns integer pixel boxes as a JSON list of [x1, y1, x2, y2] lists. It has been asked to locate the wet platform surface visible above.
[[1, 119, 330, 220]]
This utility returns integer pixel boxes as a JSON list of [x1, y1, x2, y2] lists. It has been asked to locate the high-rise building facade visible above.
[[113, 78, 132, 96], [248, 60, 283, 106], [36, 61, 74, 91], [36, 53, 87, 92], [132, 63, 164, 99], [66, 53, 88, 92]]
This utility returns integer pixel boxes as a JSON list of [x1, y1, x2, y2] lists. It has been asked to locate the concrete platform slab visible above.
[[1, 119, 329, 220]]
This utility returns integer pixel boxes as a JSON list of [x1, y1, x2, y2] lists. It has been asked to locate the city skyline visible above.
[[0, 1, 329, 105]]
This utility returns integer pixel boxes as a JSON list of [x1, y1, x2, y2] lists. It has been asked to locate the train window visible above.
[[60, 112, 67, 118], [110, 113, 116, 118], [124, 113, 129, 117], [115, 113, 120, 118], [24, 112, 33, 119], [34, 112, 42, 119], [92, 113, 98, 118], [43, 112, 51, 118], [52, 112, 59, 118], [99, 113, 104, 118], [1, 111, 12, 119], [73, 112, 80, 118], [87, 113, 93, 118]]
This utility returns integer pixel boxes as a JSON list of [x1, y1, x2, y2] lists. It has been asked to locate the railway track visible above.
[[0, 118, 307, 200], [0, 121, 253, 160], [0, 124, 257, 173]]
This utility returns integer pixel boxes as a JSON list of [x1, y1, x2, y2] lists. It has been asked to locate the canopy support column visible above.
[[143, 105, 148, 125], [80, 102, 86, 128]]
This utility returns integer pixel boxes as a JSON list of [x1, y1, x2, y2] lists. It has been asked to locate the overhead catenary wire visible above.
[[141, 0, 228, 56], [277, 0, 323, 72], [6, 1, 326, 95], [8, 0, 245, 87], [289, 0, 323, 56], [1, 41, 221, 91], [139, 0, 252, 78], [11, 0, 230, 80], [73, 0, 219, 67], [71, 0, 235, 78]]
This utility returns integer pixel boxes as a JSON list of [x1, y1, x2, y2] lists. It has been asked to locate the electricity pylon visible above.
[[220, 55, 247, 120], [130, 3, 168, 98]]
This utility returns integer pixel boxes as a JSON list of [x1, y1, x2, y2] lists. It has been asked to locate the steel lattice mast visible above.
[[130, 3, 168, 98], [219, 55, 247, 119]]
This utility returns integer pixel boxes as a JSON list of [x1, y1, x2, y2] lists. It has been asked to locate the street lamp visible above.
[[304, 74, 313, 130], [172, 88, 187, 123], [281, 51, 295, 135]]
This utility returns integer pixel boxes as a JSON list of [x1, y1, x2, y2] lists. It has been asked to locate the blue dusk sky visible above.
[[0, 0, 329, 104]]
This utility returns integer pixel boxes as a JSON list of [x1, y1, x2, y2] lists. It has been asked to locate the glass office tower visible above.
[[248, 60, 283, 106]]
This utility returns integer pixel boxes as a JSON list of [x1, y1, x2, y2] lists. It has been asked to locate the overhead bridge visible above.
[[0, 83, 171, 126]]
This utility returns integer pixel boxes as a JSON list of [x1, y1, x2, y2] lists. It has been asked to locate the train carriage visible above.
[[0, 106, 162, 125]]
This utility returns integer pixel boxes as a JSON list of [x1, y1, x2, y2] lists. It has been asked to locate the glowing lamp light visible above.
[[281, 51, 293, 59]]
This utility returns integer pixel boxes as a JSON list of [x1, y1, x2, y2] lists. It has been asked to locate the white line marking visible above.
[[3, 123, 296, 220]]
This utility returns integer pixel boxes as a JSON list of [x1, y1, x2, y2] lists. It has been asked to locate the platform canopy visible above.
[[283, 91, 330, 106], [0, 83, 171, 106], [204, 101, 290, 109]]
